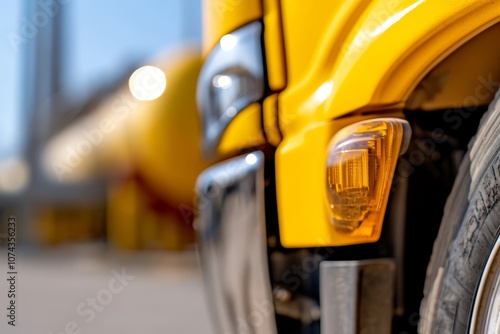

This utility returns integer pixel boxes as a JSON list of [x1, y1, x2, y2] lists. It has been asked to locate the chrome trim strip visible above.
[[196, 152, 277, 334]]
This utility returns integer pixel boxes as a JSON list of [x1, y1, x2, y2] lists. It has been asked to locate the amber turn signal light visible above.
[[326, 118, 411, 241]]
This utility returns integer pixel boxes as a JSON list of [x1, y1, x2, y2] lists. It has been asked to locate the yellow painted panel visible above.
[[218, 103, 266, 156], [276, 0, 500, 247], [202, 0, 262, 56], [263, 94, 282, 147], [279, 0, 500, 135], [276, 113, 404, 248], [263, 0, 286, 91]]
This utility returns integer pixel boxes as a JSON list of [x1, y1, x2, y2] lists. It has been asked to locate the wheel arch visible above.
[[279, 0, 500, 135]]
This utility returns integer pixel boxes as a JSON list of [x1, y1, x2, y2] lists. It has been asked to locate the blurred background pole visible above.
[[23, 0, 64, 143], [19, 0, 65, 244]]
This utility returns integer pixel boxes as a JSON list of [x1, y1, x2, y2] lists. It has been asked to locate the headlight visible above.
[[197, 22, 265, 158]]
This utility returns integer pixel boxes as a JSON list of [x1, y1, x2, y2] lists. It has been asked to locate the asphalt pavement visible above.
[[0, 243, 214, 334]]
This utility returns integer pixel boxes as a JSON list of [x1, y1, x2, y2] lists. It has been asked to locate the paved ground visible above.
[[0, 243, 214, 334]]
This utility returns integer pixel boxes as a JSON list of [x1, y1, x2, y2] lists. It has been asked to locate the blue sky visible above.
[[65, 0, 201, 99], [0, 0, 22, 159], [0, 0, 201, 159]]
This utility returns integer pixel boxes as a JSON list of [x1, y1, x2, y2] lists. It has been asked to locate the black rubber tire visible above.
[[419, 90, 500, 334]]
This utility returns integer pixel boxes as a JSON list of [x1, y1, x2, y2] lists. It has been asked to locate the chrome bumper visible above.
[[196, 152, 277, 334]]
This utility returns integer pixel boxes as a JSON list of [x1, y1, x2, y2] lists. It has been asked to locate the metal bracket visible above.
[[320, 259, 395, 334]]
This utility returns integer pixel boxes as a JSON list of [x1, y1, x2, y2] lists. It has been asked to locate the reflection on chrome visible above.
[[220, 34, 238, 51], [212, 75, 233, 89], [196, 152, 277, 334]]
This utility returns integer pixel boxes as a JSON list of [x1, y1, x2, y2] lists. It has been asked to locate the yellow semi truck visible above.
[[194, 1, 500, 333], [43, 48, 207, 250]]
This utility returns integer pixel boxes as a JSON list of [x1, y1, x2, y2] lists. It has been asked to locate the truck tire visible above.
[[419, 89, 500, 334]]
